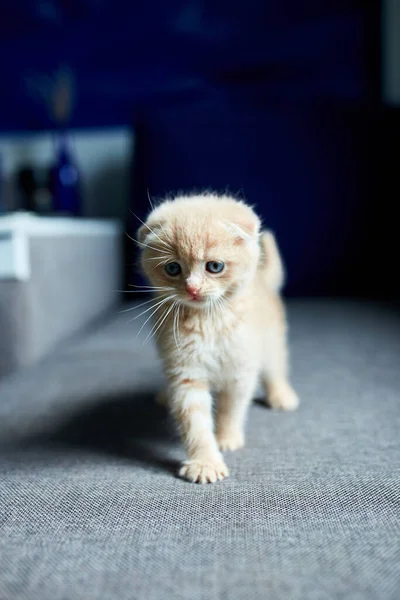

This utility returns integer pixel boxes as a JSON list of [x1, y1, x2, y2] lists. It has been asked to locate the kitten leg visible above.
[[262, 331, 299, 411], [216, 371, 258, 452], [171, 381, 229, 484]]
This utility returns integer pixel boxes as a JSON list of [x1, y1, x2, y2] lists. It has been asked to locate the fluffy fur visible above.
[[137, 193, 299, 484]]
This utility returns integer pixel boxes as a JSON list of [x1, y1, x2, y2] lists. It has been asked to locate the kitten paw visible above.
[[266, 381, 299, 411], [217, 430, 245, 452], [179, 458, 229, 484]]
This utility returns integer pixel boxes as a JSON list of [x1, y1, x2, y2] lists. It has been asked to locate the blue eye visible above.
[[165, 262, 181, 276], [206, 261, 225, 274]]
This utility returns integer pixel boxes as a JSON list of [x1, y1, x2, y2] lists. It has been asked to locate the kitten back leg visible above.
[[170, 381, 229, 483], [262, 330, 299, 411], [216, 371, 258, 452]]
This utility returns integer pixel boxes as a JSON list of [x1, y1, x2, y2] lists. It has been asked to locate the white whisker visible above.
[[128, 284, 173, 290], [118, 294, 169, 314], [129, 209, 172, 250], [145, 193, 174, 246], [143, 299, 176, 345], [143, 259, 174, 271], [209, 298, 217, 341], [149, 264, 166, 274], [132, 294, 176, 321], [157, 220, 174, 246], [213, 296, 224, 323], [125, 232, 167, 254], [134, 295, 176, 334], [122, 290, 169, 293], [177, 303, 182, 346], [215, 297, 220, 319], [220, 294, 234, 315], [217, 296, 226, 315], [123, 288, 173, 295], [172, 301, 180, 350], [150, 260, 175, 273], [146, 189, 154, 210], [143, 303, 169, 344], [141, 255, 174, 263]]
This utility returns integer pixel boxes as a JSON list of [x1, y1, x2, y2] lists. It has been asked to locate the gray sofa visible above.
[[0, 300, 399, 600]]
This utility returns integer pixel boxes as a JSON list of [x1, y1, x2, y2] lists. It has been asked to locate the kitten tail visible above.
[[260, 231, 285, 292]]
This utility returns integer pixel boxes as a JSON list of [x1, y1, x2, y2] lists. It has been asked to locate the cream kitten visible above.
[[137, 193, 299, 484]]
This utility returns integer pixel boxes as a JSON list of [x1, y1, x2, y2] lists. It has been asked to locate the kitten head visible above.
[[137, 194, 261, 309]]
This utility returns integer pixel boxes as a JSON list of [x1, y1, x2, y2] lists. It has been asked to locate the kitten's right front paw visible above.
[[179, 457, 229, 484]]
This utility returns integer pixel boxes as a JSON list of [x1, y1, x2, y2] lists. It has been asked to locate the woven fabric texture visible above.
[[0, 301, 399, 600]]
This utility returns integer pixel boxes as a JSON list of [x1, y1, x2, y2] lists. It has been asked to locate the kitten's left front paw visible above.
[[267, 381, 299, 411], [179, 457, 229, 484], [217, 430, 245, 452]]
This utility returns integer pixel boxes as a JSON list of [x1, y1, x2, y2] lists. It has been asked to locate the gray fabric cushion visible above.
[[0, 300, 399, 600]]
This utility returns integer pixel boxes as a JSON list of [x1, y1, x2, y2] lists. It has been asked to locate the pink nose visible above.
[[185, 283, 200, 298]]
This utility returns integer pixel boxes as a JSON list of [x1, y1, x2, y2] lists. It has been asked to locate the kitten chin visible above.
[[137, 193, 298, 484]]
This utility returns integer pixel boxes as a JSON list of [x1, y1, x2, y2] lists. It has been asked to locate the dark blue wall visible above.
[[0, 2, 370, 131], [1, 1, 388, 297]]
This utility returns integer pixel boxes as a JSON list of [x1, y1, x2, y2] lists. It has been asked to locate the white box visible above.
[[0, 213, 122, 378]]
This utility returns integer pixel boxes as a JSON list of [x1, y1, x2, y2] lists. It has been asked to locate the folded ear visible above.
[[223, 209, 260, 242], [137, 219, 167, 247], [137, 224, 148, 245]]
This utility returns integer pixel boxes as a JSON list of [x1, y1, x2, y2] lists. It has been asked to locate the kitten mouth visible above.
[[185, 292, 203, 302], [181, 296, 206, 308], [189, 297, 204, 304]]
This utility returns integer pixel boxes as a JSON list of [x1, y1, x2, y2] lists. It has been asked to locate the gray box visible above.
[[0, 213, 122, 378]]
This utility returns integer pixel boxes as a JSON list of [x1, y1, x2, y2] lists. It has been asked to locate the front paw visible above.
[[179, 457, 229, 484], [267, 381, 299, 411], [217, 430, 245, 452]]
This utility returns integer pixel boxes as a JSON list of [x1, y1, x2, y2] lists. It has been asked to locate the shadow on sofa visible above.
[[5, 391, 180, 476]]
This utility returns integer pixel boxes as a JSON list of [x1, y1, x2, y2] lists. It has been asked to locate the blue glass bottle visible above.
[[0, 153, 4, 213], [51, 131, 81, 216]]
